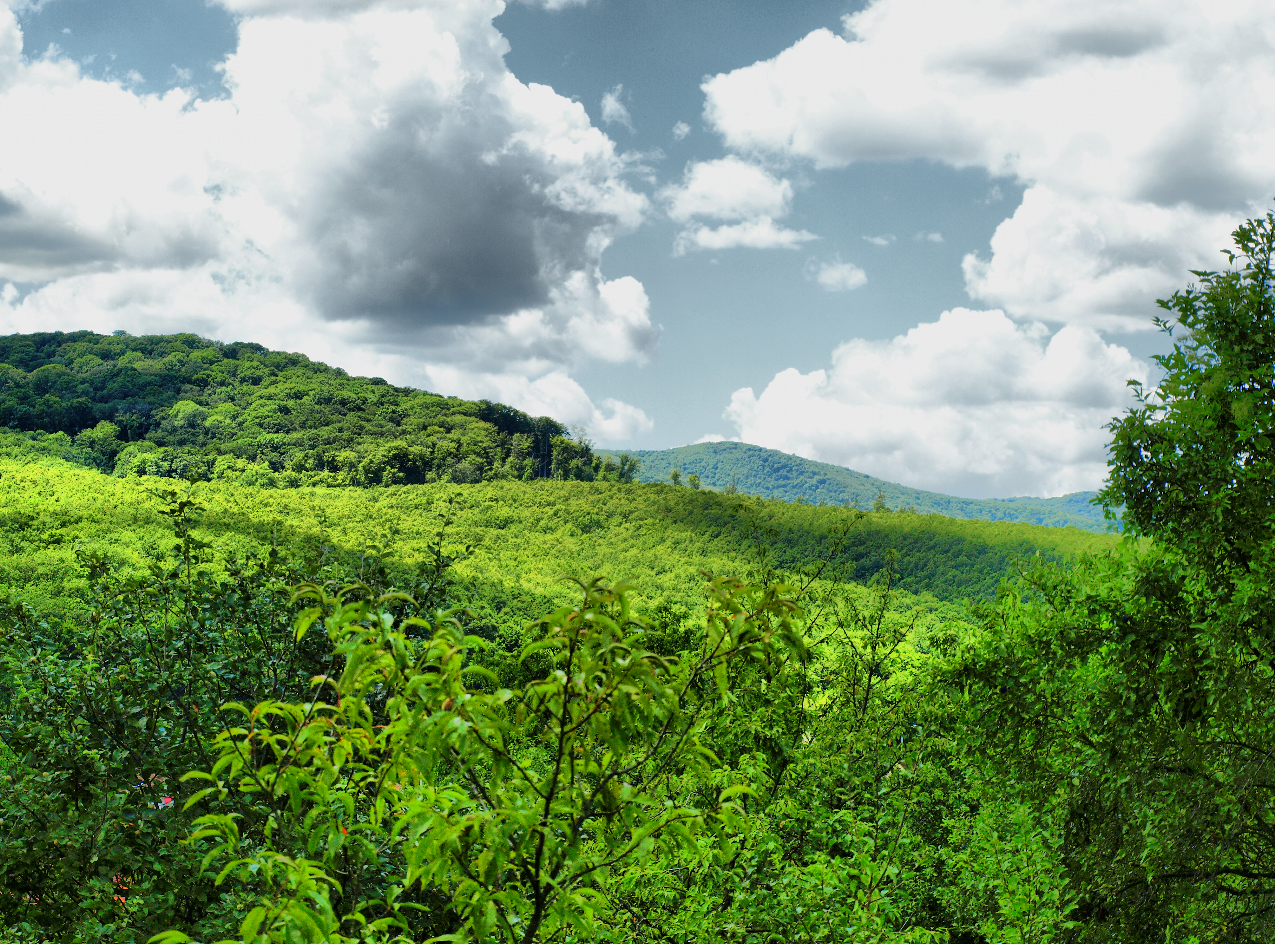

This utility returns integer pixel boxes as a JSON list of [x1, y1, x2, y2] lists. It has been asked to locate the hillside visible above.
[[0, 330, 634, 486], [0, 455, 1116, 631], [606, 441, 1111, 532], [0, 332, 1111, 534], [0, 447, 1117, 941]]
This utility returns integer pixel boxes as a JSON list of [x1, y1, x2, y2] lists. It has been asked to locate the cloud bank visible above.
[[0, 0, 653, 441], [703, 0, 1275, 494], [726, 309, 1148, 498]]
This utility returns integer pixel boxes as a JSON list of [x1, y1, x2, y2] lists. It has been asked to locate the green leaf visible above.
[[241, 905, 268, 941]]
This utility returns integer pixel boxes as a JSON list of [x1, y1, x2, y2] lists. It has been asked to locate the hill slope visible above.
[[0, 330, 633, 486], [0, 456, 1117, 634], [606, 441, 1110, 532], [0, 331, 1112, 533]]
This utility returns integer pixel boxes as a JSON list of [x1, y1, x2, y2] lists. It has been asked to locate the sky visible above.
[[1, 0, 1272, 498]]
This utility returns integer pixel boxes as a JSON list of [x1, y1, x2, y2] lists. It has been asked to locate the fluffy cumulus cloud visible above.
[[660, 155, 815, 255], [0, 0, 654, 441], [703, 0, 1275, 494], [702, 0, 1275, 330], [725, 309, 1148, 498]]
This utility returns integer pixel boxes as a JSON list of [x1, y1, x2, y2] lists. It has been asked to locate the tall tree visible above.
[[953, 210, 1275, 941]]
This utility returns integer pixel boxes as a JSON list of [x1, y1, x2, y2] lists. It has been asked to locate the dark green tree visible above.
[[953, 209, 1275, 941]]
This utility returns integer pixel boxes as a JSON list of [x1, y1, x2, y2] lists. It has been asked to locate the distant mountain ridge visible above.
[[603, 441, 1112, 533]]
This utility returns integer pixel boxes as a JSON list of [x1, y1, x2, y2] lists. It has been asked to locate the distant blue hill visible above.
[[602, 441, 1113, 533]]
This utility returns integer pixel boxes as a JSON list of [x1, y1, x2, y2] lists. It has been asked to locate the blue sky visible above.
[[1, 0, 1270, 497]]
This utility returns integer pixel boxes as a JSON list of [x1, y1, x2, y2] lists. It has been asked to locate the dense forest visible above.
[[0, 329, 1110, 532], [2, 213, 1275, 943], [609, 442, 1109, 531], [0, 457, 1110, 630], [0, 331, 636, 486], [0, 450, 1106, 944]]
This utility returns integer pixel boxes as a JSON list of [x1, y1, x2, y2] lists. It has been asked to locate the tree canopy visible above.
[[0, 331, 637, 487], [952, 209, 1275, 940]]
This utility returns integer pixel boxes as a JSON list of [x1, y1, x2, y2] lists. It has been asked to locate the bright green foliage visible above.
[[608, 442, 1109, 531], [0, 331, 635, 486], [0, 489, 326, 941], [171, 576, 806, 943], [0, 456, 1113, 639], [158, 521, 974, 944], [3, 457, 1087, 942], [948, 803, 1077, 944], [617, 548, 960, 944], [950, 211, 1275, 941]]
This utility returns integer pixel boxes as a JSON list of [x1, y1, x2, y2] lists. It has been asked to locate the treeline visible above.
[[616, 441, 1109, 531], [0, 331, 638, 486]]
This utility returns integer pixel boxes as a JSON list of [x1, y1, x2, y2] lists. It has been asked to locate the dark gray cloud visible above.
[[0, 191, 117, 281], [297, 124, 607, 328], [1136, 133, 1263, 213], [1053, 24, 1166, 59], [946, 24, 1168, 84], [289, 79, 622, 333]]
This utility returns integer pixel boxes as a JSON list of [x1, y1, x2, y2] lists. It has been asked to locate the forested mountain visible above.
[[4, 216, 1275, 944], [0, 450, 1111, 942], [608, 441, 1109, 531], [0, 331, 1105, 534], [0, 330, 636, 486]]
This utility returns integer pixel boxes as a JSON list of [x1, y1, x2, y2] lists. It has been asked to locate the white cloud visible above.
[[417, 366, 652, 442], [961, 187, 1230, 330], [0, 0, 656, 439], [672, 120, 690, 140], [724, 309, 1148, 498], [808, 257, 867, 291], [509, 0, 593, 9], [663, 156, 792, 223], [661, 156, 814, 254], [695, 432, 726, 443], [674, 218, 816, 255], [915, 231, 943, 243], [600, 83, 634, 133], [701, 0, 1275, 330], [862, 234, 894, 246], [8, 0, 59, 14]]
